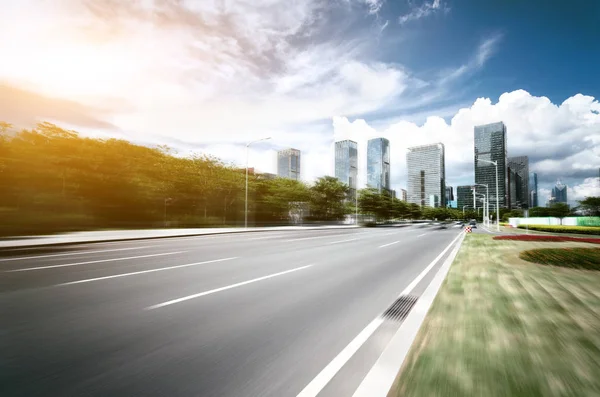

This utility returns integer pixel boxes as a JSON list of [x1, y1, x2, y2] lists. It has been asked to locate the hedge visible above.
[[494, 235, 600, 244], [519, 248, 600, 270], [517, 225, 600, 235]]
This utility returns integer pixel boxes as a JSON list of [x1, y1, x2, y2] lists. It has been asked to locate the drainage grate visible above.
[[382, 295, 419, 321]]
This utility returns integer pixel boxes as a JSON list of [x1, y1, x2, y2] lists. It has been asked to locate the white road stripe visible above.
[[327, 238, 360, 245], [247, 234, 289, 241], [285, 234, 347, 242], [416, 233, 428, 237], [8, 251, 186, 272], [378, 240, 401, 248], [295, 232, 462, 397], [0, 246, 151, 262], [146, 264, 312, 310], [56, 257, 238, 286]]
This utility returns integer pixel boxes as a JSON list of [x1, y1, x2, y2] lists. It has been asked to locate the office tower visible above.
[[406, 143, 446, 208], [474, 122, 509, 208], [334, 140, 358, 199], [400, 189, 407, 202], [445, 186, 454, 206], [508, 156, 529, 208], [529, 172, 538, 207], [277, 148, 301, 180], [457, 185, 486, 213], [552, 179, 568, 203], [367, 138, 391, 192]]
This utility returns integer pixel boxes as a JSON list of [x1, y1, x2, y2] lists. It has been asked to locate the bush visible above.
[[517, 225, 600, 235], [494, 235, 600, 244], [519, 248, 600, 270]]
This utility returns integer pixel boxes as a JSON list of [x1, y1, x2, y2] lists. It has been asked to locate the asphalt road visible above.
[[3, 224, 462, 397]]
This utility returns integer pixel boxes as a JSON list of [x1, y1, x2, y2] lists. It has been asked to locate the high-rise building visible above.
[[552, 179, 568, 204], [474, 122, 509, 208], [406, 143, 446, 208], [334, 140, 358, 198], [445, 186, 454, 206], [508, 156, 529, 208], [529, 172, 538, 207], [367, 138, 391, 192], [400, 189, 407, 202], [277, 148, 301, 180]]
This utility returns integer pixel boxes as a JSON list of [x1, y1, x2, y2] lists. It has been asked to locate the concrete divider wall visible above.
[[509, 217, 600, 227]]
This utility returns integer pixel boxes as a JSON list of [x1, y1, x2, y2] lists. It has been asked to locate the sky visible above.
[[1, 0, 599, 206]]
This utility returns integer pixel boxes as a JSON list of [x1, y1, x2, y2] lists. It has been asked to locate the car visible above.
[[469, 220, 477, 228]]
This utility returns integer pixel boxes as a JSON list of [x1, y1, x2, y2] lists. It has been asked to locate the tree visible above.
[[308, 176, 349, 221], [408, 203, 422, 219], [548, 202, 571, 219], [578, 196, 600, 216]]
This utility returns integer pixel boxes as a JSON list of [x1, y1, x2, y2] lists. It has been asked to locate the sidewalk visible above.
[[0, 225, 360, 249]]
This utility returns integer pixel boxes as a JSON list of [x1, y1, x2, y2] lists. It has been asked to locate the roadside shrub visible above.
[[520, 248, 600, 270], [494, 235, 600, 244], [517, 225, 600, 235]]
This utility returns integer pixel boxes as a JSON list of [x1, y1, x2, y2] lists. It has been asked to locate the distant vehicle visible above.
[[469, 220, 477, 228]]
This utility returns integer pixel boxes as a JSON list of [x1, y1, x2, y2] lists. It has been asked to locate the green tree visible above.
[[308, 176, 349, 221], [578, 197, 600, 216], [548, 202, 571, 218]]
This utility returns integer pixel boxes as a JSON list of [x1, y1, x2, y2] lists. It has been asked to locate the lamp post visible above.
[[478, 159, 500, 231], [474, 183, 489, 227], [462, 205, 470, 218], [245, 137, 271, 228], [475, 192, 486, 225]]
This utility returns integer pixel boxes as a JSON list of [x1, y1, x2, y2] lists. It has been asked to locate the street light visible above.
[[474, 183, 489, 227], [245, 137, 271, 228], [462, 205, 470, 217], [475, 192, 486, 225], [477, 158, 500, 231]]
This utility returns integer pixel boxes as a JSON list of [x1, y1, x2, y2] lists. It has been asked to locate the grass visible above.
[[517, 225, 600, 235], [394, 234, 600, 397], [520, 248, 600, 271]]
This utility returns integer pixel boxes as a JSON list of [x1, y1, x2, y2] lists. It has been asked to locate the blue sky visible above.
[[0, 0, 598, 204]]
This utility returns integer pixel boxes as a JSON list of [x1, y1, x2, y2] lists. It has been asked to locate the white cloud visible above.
[[569, 178, 600, 203], [398, 0, 445, 25]]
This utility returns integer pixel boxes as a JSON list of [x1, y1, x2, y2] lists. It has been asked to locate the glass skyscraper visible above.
[[552, 180, 568, 203], [334, 140, 358, 198], [508, 156, 529, 208], [406, 143, 445, 207], [474, 122, 509, 208], [277, 148, 301, 180], [367, 138, 390, 192], [529, 172, 538, 207]]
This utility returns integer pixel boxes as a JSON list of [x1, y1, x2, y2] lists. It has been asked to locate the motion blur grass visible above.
[[517, 225, 600, 235], [394, 234, 600, 397]]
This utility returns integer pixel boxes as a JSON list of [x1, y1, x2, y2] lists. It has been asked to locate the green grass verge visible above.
[[518, 225, 600, 235], [394, 234, 600, 397], [520, 248, 600, 271]]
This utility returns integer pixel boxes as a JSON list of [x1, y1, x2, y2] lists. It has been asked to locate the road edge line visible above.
[[352, 231, 466, 397], [295, 231, 463, 397]]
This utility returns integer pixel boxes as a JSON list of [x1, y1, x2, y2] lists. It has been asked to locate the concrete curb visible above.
[[352, 231, 466, 396], [0, 225, 369, 250]]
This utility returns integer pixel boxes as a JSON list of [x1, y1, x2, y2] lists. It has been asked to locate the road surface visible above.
[[3, 225, 462, 396]]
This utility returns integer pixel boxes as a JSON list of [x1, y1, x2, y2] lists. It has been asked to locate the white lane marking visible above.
[[378, 240, 401, 248], [296, 317, 385, 397], [247, 234, 289, 241], [353, 233, 465, 396], [8, 251, 186, 272], [0, 246, 151, 262], [417, 233, 428, 237], [286, 234, 348, 242], [146, 264, 313, 310], [56, 257, 238, 286], [296, 232, 463, 397], [327, 238, 360, 245]]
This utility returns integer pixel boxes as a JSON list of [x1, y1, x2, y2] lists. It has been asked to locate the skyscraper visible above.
[[529, 172, 538, 207], [445, 186, 454, 206], [400, 189, 407, 202], [474, 122, 509, 208], [277, 148, 301, 180], [457, 185, 486, 212], [334, 140, 358, 198], [367, 138, 390, 192], [406, 143, 446, 208], [508, 156, 529, 208], [552, 179, 568, 203]]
